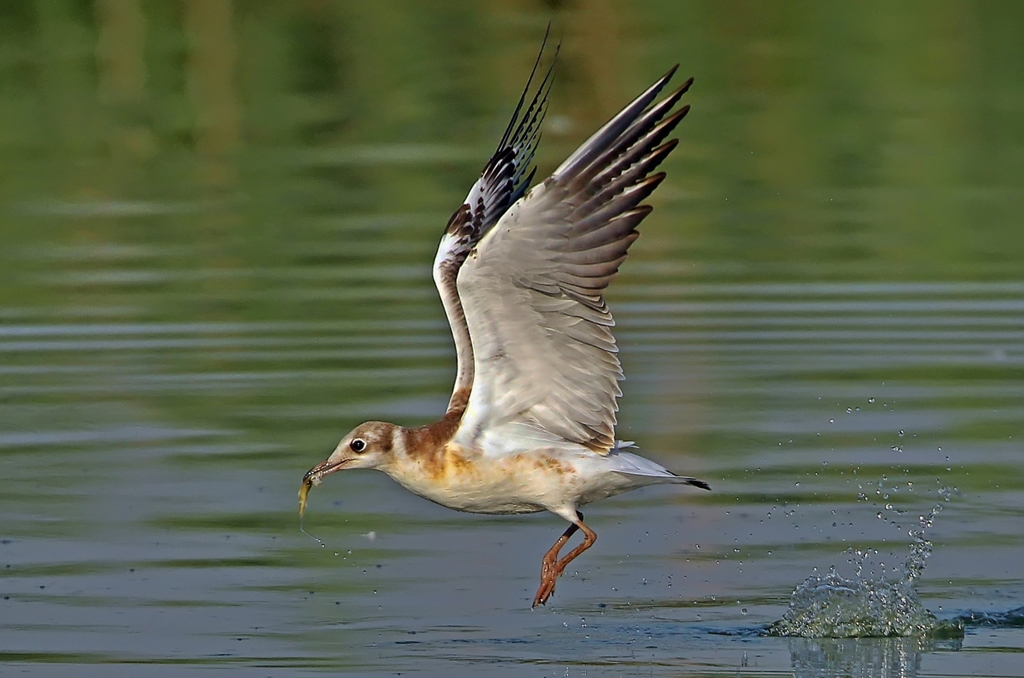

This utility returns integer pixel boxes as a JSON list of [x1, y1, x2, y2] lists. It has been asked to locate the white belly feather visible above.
[[383, 446, 679, 516]]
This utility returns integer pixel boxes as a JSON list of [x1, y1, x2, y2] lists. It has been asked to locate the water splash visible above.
[[767, 564, 939, 638], [957, 606, 1024, 628], [768, 488, 955, 638], [300, 520, 329, 548]]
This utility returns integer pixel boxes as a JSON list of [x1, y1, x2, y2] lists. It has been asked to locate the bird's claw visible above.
[[532, 576, 557, 607], [533, 558, 561, 606]]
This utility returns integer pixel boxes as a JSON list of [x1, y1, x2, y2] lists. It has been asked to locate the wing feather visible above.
[[431, 34, 556, 414], [453, 69, 693, 454]]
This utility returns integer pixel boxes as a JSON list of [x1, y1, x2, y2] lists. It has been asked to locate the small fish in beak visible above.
[[298, 476, 313, 517]]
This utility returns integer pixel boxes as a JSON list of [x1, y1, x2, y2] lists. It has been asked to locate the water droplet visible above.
[[868, 397, 875, 404], [898, 430, 905, 437], [829, 418, 835, 424], [741, 608, 748, 615]]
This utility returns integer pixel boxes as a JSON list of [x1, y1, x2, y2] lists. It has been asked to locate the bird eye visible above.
[[350, 438, 367, 453]]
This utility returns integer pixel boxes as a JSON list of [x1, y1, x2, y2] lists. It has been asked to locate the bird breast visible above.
[[383, 443, 581, 515]]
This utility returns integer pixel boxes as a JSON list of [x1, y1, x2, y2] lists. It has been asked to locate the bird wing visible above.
[[452, 67, 692, 455], [432, 34, 554, 415]]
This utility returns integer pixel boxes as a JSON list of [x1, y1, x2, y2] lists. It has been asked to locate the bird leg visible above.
[[532, 512, 597, 607]]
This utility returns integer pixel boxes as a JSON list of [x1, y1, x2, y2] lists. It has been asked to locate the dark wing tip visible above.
[[689, 479, 711, 491], [655, 67, 695, 97]]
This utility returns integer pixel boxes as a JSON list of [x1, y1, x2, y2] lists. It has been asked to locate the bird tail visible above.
[[676, 476, 712, 491], [607, 448, 711, 490]]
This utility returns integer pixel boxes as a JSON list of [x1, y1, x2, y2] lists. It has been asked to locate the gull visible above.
[[300, 38, 709, 607]]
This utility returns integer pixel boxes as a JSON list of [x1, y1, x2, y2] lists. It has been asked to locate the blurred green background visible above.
[[4, 1, 1023, 308], [3, 0, 1023, 465], [4, 0, 1023, 453]]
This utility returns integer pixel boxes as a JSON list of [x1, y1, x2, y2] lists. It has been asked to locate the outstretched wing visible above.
[[432, 33, 556, 414], [452, 67, 692, 455]]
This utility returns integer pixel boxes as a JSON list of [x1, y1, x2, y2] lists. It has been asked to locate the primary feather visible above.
[[432, 32, 556, 414], [448, 66, 693, 456]]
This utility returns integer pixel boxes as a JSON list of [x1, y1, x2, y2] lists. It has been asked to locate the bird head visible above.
[[303, 421, 398, 485], [299, 421, 402, 516]]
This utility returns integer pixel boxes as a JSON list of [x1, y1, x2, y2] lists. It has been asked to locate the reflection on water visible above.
[[788, 637, 933, 678], [3, 2, 1024, 676]]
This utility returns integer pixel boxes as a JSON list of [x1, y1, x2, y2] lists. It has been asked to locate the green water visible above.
[[2, 2, 1024, 676]]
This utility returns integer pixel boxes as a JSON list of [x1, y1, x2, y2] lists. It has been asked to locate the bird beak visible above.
[[303, 457, 349, 486], [298, 457, 349, 517]]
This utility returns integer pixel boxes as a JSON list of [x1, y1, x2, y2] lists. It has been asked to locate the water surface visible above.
[[2, 3, 1024, 676]]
